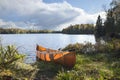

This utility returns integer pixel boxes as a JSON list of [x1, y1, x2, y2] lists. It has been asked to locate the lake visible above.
[[0, 33, 96, 63]]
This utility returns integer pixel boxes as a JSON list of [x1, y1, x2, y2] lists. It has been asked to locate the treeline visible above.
[[0, 24, 95, 34], [0, 28, 26, 34], [62, 24, 95, 34], [0, 28, 61, 34], [95, 0, 120, 39]]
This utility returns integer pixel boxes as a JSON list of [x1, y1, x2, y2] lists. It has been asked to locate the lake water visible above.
[[0, 33, 96, 63]]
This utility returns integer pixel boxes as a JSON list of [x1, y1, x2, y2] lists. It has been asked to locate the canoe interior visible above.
[[36, 45, 76, 67]]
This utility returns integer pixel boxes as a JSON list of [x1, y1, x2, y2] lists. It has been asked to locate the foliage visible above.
[[0, 28, 60, 34], [62, 24, 95, 34], [104, 9, 115, 36], [63, 39, 120, 54], [0, 28, 26, 34], [0, 45, 24, 70], [95, 15, 105, 38], [0, 70, 13, 77], [11, 62, 37, 79], [103, 0, 120, 37], [95, 39, 120, 53], [94, 0, 120, 38], [63, 42, 96, 54], [111, 0, 120, 33], [62, 43, 84, 53], [0, 44, 37, 79]]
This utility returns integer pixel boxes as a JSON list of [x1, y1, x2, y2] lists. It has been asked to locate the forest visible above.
[[95, 0, 120, 39], [0, 28, 61, 34], [0, 24, 95, 34], [62, 24, 94, 34]]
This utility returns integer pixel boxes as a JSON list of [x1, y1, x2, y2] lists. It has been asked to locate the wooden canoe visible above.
[[36, 45, 76, 67]]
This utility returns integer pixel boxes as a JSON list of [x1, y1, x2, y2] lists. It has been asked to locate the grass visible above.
[[33, 60, 63, 80], [56, 53, 120, 80], [56, 40, 120, 80]]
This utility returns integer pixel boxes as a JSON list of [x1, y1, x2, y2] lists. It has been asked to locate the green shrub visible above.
[[62, 43, 84, 53], [82, 42, 95, 54], [12, 62, 37, 79], [63, 39, 120, 54], [0, 44, 37, 79], [0, 45, 24, 70], [95, 39, 120, 53], [63, 42, 95, 54]]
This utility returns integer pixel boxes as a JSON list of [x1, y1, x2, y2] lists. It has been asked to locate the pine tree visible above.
[[95, 15, 104, 38], [104, 9, 115, 36]]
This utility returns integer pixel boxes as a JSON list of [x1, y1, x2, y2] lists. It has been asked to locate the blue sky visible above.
[[43, 0, 112, 13], [0, 0, 112, 30]]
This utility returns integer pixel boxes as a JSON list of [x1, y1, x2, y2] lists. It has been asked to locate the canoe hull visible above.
[[54, 52, 76, 67], [36, 45, 76, 67]]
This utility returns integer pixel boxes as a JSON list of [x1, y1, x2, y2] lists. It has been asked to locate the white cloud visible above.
[[0, 0, 106, 30], [0, 19, 19, 28]]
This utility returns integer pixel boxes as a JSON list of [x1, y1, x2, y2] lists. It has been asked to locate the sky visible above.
[[43, 0, 112, 13], [0, 0, 112, 30]]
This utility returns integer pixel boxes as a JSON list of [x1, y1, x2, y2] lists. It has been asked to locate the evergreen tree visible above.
[[112, 0, 120, 33], [104, 9, 115, 36], [95, 15, 104, 37], [104, 0, 120, 36]]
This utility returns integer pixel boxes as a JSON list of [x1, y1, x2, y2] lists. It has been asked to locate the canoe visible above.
[[36, 45, 76, 67]]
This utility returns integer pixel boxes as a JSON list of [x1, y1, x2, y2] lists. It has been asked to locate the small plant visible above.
[[12, 61, 37, 79], [62, 43, 84, 53], [62, 42, 96, 54], [0, 44, 37, 79], [0, 45, 24, 70]]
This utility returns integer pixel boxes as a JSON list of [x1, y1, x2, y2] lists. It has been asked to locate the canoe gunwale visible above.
[[37, 49, 64, 54], [36, 45, 76, 67]]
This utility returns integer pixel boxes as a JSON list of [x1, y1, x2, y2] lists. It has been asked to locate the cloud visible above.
[[0, 0, 106, 30], [0, 19, 19, 28]]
